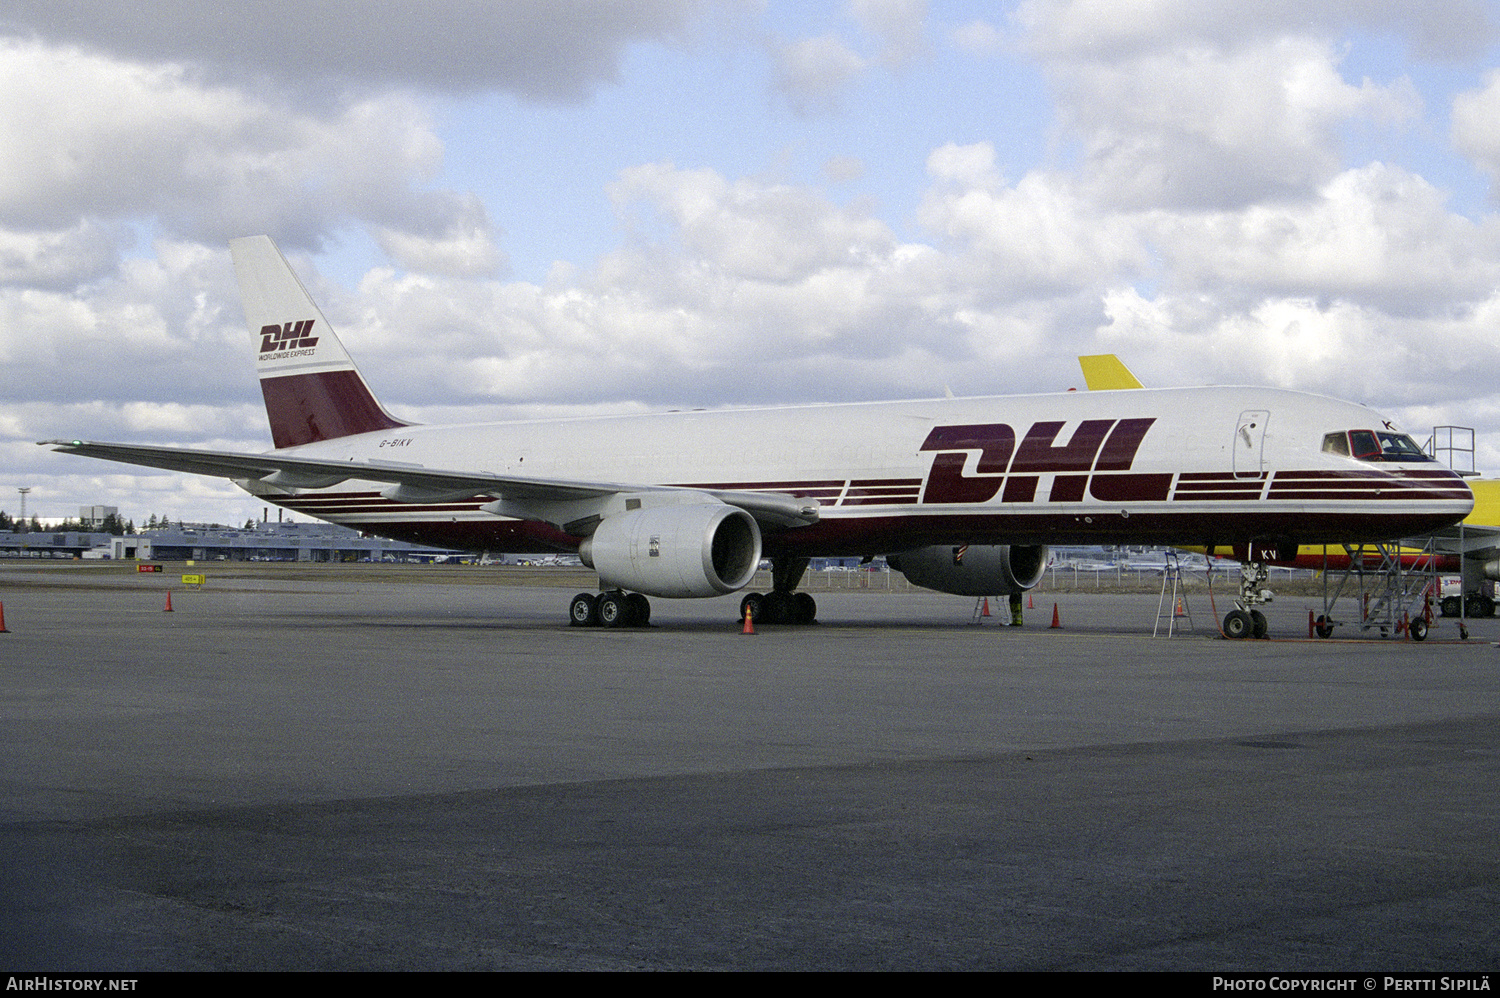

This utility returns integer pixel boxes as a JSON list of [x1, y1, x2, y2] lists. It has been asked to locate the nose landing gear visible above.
[[1223, 561, 1273, 639]]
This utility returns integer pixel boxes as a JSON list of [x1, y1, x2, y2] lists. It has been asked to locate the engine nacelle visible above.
[[888, 544, 1049, 597], [578, 503, 761, 598]]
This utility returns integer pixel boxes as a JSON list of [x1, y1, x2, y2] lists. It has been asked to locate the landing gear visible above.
[[1223, 609, 1253, 639], [739, 589, 818, 625], [569, 590, 651, 628], [1223, 560, 1273, 639], [569, 592, 599, 626], [737, 557, 818, 625], [1251, 609, 1268, 639]]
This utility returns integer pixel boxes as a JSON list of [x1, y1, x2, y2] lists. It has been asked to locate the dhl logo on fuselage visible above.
[[920, 418, 1167, 504]]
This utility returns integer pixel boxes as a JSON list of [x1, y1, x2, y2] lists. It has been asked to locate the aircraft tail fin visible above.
[[1078, 354, 1145, 391], [229, 235, 409, 448]]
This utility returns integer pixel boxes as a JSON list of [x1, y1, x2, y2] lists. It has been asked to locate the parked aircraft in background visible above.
[[44, 238, 1472, 634]]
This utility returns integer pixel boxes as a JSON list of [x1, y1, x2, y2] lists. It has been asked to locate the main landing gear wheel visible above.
[[570, 590, 651, 628], [627, 592, 650, 626], [597, 592, 629, 628], [569, 592, 599, 627], [1223, 609, 1253, 640], [738, 591, 817, 625]]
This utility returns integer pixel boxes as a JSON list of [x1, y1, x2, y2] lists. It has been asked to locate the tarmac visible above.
[[1, 562, 1497, 971]]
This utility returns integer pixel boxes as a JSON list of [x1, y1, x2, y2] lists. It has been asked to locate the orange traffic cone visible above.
[[741, 604, 754, 635], [164, 591, 174, 612], [1027, 594, 1034, 609], [980, 597, 991, 617], [1050, 603, 1061, 628], [0, 602, 8, 633]]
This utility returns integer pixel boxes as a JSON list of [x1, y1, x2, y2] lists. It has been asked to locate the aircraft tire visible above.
[[569, 592, 599, 627], [597, 592, 630, 628], [793, 592, 817, 624], [1250, 609, 1268, 639], [739, 592, 765, 624], [626, 592, 651, 626], [763, 591, 794, 625], [1223, 609, 1253, 639]]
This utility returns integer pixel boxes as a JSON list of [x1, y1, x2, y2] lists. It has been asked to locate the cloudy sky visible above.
[[5, 0, 1500, 526]]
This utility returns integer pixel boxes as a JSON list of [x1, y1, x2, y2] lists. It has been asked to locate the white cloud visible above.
[[608, 161, 897, 284], [950, 19, 1005, 55], [1015, 0, 1496, 61], [1054, 37, 1421, 209], [1, 0, 704, 102], [772, 34, 868, 114], [0, 38, 503, 276], [1453, 69, 1500, 192], [920, 142, 1148, 295], [0, 222, 128, 289], [1150, 164, 1500, 312], [847, 0, 928, 68]]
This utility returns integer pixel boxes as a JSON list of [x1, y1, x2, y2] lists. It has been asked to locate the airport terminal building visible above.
[[0, 519, 461, 563]]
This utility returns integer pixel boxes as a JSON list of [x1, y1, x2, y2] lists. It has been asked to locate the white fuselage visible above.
[[245, 385, 1472, 557]]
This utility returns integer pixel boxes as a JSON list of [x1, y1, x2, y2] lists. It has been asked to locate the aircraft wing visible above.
[[40, 439, 820, 530]]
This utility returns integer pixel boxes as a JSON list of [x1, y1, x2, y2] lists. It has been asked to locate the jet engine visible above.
[[578, 503, 762, 598], [887, 544, 1049, 597]]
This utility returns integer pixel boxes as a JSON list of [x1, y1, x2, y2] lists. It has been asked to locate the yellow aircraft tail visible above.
[[1078, 354, 1144, 390]]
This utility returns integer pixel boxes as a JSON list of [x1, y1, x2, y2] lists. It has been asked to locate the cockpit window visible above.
[[1349, 430, 1382, 459], [1322, 429, 1433, 462], [1321, 432, 1349, 456], [1375, 431, 1430, 460]]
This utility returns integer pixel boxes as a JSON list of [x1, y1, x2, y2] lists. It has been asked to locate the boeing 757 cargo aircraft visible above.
[[45, 236, 1472, 635]]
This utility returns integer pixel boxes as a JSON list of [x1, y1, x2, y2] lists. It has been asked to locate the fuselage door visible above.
[[1233, 410, 1269, 479]]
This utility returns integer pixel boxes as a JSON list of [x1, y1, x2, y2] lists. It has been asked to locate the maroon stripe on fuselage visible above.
[[261, 370, 408, 448], [1268, 468, 1472, 501], [1090, 473, 1173, 502]]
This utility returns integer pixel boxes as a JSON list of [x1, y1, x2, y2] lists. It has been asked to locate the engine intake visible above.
[[888, 544, 1048, 597], [579, 503, 761, 598]]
